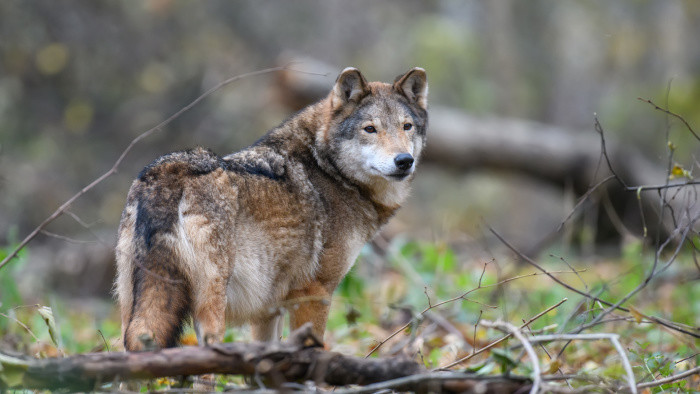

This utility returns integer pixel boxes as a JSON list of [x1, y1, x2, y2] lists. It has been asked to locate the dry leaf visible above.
[[628, 305, 645, 324]]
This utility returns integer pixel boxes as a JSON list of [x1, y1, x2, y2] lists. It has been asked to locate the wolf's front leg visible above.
[[286, 281, 334, 340], [251, 314, 283, 342]]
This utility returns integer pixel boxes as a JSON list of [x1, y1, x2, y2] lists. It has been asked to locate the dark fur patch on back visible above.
[[225, 160, 284, 180], [138, 147, 225, 181], [140, 146, 285, 182]]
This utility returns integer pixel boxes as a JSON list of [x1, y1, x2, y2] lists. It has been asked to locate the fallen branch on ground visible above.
[[0, 324, 533, 392]]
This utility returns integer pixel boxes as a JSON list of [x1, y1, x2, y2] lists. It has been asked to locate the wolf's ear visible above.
[[331, 67, 368, 110], [394, 67, 428, 110]]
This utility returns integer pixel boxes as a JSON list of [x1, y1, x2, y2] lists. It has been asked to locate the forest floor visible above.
[[1, 236, 698, 392]]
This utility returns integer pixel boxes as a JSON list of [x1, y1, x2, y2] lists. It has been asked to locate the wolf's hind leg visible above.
[[192, 278, 227, 345], [124, 244, 191, 351]]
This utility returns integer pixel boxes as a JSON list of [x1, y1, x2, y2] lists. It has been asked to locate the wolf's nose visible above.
[[394, 153, 414, 171]]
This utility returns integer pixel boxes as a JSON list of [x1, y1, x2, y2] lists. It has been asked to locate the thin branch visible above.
[[570, 214, 695, 336], [626, 180, 700, 192], [489, 225, 700, 338], [556, 174, 616, 232], [639, 97, 700, 142], [525, 333, 637, 394], [0, 312, 40, 342], [39, 230, 96, 244], [635, 366, 700, 390], [481, 320, 542, 394], [438, 298, 567, 370], [675, 352, 699, 365], [550, 254, 588, 291], [473, 309, 483, 356], [0, 65, 296, 272], [332, 371, 530, 394], [364, 270, 577, 359], [594, 116, 627, 188]]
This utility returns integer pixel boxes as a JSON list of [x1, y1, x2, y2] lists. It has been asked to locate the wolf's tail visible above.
[[123, 241, 192, 351]]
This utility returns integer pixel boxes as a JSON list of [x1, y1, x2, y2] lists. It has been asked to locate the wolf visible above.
[[115, 67, 428, 350]]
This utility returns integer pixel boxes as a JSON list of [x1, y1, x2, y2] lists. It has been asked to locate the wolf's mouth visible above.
[[369, 166, 412, 181], [388, 172, 410, 181]]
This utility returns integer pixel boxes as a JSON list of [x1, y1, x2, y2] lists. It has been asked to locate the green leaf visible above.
[[37, 306, 60, 347], [0, 354, 28, 388], [464, 359, 497, 375], [634, 340, 650, 350], [491, 348, 519, 372]]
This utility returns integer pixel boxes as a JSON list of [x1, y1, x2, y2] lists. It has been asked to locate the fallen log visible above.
[[0, 325, 530, 392]]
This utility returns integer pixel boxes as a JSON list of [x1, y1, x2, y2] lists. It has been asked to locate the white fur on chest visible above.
[[342, 229, 370, 277]]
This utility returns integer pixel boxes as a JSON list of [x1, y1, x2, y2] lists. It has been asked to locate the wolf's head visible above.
[[318, 67, 428, 200]]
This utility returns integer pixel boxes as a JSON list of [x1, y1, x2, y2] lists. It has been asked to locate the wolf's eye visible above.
[[403, 123, 413, 131], [364, 125, 376, 133]]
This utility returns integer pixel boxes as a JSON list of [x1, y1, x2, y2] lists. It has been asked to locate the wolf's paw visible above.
[[138, 333, 159, 351]]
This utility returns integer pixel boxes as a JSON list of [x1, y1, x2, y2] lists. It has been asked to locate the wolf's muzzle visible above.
[[394, 153, 414, 171]]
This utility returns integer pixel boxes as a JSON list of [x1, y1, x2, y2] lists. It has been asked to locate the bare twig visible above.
[[557, 174, 616, 232], [522, 323, 568, 390], [489, 226, 700, 338], [96, 330, 110, 353], [571, 213, 696, 336], [675, 352, 699, 365], [626, 180, 700, 192], [635, 366, 700, 390], [550, 254, 588, 291], [438, 298, 567, 370], [364, 271, 576, 359], [594, 116, 627, 188], [481, 320, 542, 394], [39, 230, 95, 244], [332, 371, 530, 394], [639, 97, 700, 142], [473, 309, 483, 355], [525, 333, 637, 394], [0, 65, 297, 272], [0, 312, 40, 342]]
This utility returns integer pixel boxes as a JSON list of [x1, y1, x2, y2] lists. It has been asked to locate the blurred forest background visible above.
[[3, 0, 700, 299], [1, 2, 699, 387], [0, 0, 700, 389]]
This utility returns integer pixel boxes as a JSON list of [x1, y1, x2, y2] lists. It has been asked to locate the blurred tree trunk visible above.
[[485, 0, 521, 117]]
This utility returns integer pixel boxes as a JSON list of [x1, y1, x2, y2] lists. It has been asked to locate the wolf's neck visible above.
[[268, 99, 409, 224]]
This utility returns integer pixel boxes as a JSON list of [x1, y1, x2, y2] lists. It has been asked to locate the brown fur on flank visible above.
[[115, 67, 428, 350]]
